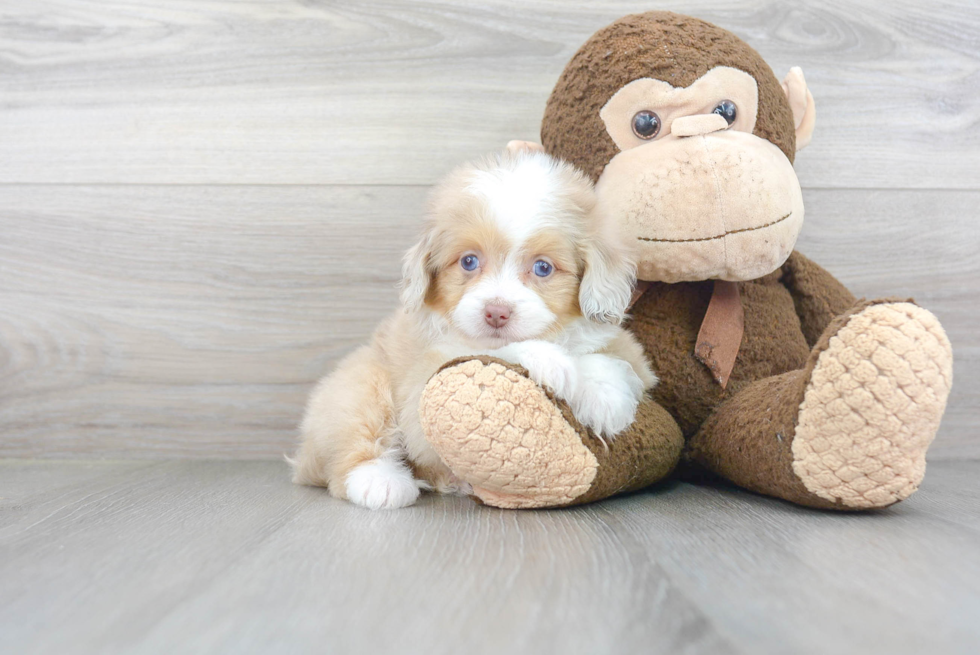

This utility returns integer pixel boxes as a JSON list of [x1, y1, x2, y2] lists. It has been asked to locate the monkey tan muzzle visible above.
[[595, 129, 805, 283]]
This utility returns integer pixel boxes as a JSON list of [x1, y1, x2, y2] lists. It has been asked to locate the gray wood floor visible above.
[[2, 458, 979, 655]]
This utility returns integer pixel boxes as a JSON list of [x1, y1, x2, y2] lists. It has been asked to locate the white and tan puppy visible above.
[[290, 150, 657, 509]]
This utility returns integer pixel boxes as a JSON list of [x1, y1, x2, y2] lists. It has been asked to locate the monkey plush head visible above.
[[542, 11, 816, 283]]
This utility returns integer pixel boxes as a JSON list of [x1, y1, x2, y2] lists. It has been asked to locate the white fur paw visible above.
[[571, 354, 644, 441], [345, 457, 421, 510], [499, 340, 578, 400]]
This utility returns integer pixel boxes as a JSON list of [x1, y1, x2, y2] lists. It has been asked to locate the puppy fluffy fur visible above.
[[291, 150, 657, 509]]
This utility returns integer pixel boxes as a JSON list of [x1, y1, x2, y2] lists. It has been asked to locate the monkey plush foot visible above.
[[689, 300, 953, 510], [419, 357, 683, 509], [791, 302, 953, 508]]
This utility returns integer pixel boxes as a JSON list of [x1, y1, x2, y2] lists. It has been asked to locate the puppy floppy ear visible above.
[[579, 227, 637, 324], [399, 231, 435, 312]]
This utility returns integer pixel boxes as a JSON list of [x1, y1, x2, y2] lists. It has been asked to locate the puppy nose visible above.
[[484, 303, 512, 328]]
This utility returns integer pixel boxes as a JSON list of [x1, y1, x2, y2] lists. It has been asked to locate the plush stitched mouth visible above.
[[637, 212, 793, 244]]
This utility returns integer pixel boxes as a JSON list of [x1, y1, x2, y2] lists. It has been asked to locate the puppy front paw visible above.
[[571, 355, 645, 441], [345, 457, 421, 510], [506, 341, 578, 400]]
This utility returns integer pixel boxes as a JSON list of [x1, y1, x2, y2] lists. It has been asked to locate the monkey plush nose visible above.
[[484, 304, 512, 328], [671, 113, 729, 137]]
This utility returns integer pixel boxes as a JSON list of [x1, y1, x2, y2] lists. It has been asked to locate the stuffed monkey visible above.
[[419, 11, 953, 510]]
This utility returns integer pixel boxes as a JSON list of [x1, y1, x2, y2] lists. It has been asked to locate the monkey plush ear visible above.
[[506, 140, 546, 155], [781, 67, 816, 150]]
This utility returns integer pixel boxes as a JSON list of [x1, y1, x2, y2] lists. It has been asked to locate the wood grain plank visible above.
[[1, 459, 978, 655], [609, 467, 980, 655], [1, 0, 978, 187], [0, 184, 419, 458], [0, 184, 976, 459]]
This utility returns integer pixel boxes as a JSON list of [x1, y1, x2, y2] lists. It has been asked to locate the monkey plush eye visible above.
[[460, 254, 479, 271], [631, 110, 661, 139], [533, 260, 553, 277], [712, 100, 737, 125]]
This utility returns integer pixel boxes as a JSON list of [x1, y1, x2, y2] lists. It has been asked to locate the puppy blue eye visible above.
[[460, 255, 479, 271], [533, 260, 553, 277]]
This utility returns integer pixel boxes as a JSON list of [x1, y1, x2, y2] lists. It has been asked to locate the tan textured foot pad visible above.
[[419, 359, 598, 509], [793, 303, 953, 508]]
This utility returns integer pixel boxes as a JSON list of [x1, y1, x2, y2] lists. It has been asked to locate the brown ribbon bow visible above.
[[628, 279, 744, 389]]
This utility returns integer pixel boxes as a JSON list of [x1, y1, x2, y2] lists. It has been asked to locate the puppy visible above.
[[290, 150, 657, 509]]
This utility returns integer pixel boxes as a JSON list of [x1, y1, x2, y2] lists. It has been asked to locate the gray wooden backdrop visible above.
[[1, 0, 977, 460]]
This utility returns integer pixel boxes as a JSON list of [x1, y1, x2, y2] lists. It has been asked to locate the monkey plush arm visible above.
[[419, 357, 683, 508], [780, 251, 857, 348]]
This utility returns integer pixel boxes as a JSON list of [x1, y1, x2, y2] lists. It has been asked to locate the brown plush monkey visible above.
[[419, 11, 953, 510]]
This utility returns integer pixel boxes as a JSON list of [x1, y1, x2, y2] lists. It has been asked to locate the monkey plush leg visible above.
[[419, 357, 683, 508], [688, 300, 953, 509], [780, 251, 857, 347]]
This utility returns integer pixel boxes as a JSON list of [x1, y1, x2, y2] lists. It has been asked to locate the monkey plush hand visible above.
[[419, 11, 953, 509]]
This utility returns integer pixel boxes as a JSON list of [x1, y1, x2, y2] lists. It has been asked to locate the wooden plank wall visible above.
[[1, 0, 977, 459]]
